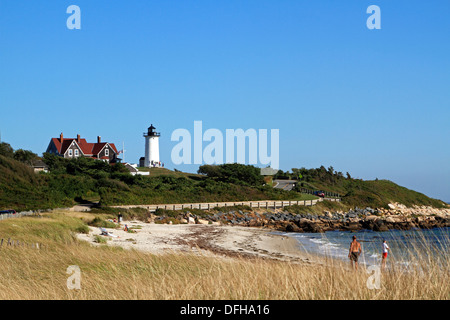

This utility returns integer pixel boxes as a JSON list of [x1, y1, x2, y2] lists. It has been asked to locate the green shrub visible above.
[[212, 205, 252, 212], [88, 217, 117, 229], [75, 224, 90, 234], [154, 208, 180, 218], [94, 235, 107, 244]]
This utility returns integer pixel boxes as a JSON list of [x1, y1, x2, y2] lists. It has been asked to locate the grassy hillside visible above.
[[0, 155, 74, 210], [0, 152, 301, 210], [1, 140, 447, 211], [289, 166, 447, 209]]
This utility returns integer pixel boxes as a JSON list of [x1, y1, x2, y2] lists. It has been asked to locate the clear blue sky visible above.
[[0, 1, 449, 201]]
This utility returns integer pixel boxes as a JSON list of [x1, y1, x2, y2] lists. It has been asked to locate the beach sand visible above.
[[77, 221, 317, 264]]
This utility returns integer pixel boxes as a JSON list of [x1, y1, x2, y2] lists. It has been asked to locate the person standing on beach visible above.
[[348, 235, 362, 270], [381, 239, 390, 270], [118, 212, 123, 224]]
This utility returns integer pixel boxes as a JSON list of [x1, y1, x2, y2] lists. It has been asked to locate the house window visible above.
[[105, 149, 109, 156], [69, 149, 73, 157], [74, 149, 79, 157]]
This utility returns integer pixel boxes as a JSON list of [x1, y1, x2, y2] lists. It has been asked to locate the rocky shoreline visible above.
[[152, 203, 450, 233]]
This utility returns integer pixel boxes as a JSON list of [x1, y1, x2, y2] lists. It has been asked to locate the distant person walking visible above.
[[381, 239, 390, 270], [118, 212, 123, 224], [348, 235, 362, 270]]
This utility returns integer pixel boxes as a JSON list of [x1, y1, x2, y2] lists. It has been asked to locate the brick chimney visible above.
[[77, 134, 81, 143], [97, 136, 101, 143], [60, 133, 64, 143]]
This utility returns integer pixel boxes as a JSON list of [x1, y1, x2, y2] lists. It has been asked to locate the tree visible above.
[[111, 162, 129, 174], [13, 149, 39, 166], [198, 164, 223, 179], [42, 152, 69, 174], [0, 142, 14, 158], [198, 163, 264, 186]]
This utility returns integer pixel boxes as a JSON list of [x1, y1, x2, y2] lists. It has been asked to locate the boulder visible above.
[[406, 221, 417, 229], [388, 203, 397, 210], [248, 220, 263, 227], [285, 222, 302, 233], [187, 217, 196, 224], [197, 219, 210, 225], [345, 222, 361, 231], [373, 222, 389, 232], [347, 212, 357, 219], [302, 221, 324, 233]]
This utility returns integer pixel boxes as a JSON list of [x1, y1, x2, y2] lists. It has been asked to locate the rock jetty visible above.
[[152, 203, 450, 233]]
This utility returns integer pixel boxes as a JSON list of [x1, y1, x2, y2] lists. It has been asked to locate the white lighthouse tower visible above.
[[143, 124, 160, 167]]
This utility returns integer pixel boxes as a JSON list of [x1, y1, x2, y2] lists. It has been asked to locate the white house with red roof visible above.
[[46, 133, 120, 163]]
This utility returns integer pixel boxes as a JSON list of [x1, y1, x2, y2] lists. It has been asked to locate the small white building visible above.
[[123, 163, 150, 176]]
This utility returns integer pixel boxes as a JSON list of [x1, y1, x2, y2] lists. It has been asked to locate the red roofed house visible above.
[[46, 133, 120, 163]]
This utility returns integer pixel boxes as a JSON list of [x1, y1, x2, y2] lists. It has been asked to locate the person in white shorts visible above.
[[382, 239, 390, 270]]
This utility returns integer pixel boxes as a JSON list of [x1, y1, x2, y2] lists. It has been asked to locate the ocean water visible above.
[[280, 227, 450, 269]]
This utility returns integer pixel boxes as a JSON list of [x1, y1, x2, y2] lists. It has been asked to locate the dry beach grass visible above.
[[0, 210, 448, 300]]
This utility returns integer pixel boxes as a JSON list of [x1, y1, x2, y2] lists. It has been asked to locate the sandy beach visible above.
[[77, 221, 317, 264]]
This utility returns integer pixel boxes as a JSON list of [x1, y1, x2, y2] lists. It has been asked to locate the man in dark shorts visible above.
[[348, 235, 362, 270]]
